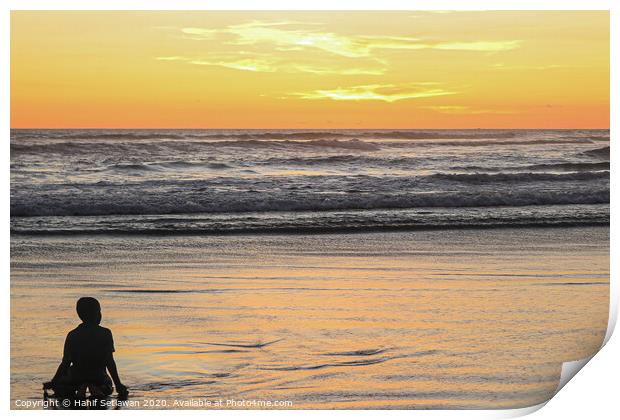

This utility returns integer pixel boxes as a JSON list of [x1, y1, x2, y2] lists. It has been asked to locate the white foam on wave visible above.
[[10, 184, 610, 218]]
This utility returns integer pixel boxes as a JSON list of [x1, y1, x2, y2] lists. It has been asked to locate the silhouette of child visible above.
[[44, 297, 128, 400]]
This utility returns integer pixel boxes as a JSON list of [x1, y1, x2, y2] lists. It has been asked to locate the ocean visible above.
[[10, 129, 610, 234], [10, 129, 610, 409]]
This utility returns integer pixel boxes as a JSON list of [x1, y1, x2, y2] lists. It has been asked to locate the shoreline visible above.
[[9, 222, 611, 238]]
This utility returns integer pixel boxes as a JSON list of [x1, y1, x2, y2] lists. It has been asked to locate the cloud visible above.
[[433, 41, 521, 51], [156, 56, 186, 61], [491, 62, 564, 71], [421, 105, 517, 114], [181, 27, 219, 39], [290, 84, 457, 102], [287, 64, 385, 75], [179, 21, 522, 58], [161, 21, 521, 79], [156, 55, 386, 75], [157, 55, 276, 72], [182, 23, 383, 58], [189, 58, 276, 72]]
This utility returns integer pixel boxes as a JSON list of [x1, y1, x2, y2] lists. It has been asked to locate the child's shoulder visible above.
[[97, 325, 113, 336], [67, 323, 112, 336], [67, 324, 82, 335]]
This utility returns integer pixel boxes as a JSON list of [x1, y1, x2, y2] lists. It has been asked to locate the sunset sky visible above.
[[10, 11, 609, 128]]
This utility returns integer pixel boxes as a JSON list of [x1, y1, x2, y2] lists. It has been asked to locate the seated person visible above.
[[44, 297, 128, 400]]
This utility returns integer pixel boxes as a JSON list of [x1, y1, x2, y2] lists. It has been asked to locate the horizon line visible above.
[[9, 127, 611, 131]]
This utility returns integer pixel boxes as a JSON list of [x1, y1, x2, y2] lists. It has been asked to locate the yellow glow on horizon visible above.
[[10, 11, 609, 128]]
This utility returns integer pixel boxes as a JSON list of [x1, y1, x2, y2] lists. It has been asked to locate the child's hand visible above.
[[116, 383, 129, 399]]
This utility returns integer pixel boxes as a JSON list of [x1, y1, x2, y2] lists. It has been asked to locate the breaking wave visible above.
[[11, 137, 599, 156], [430, 171, 608, 184], [454, 161, 609, 172], [10, 185, 609, 218], [582, 146, 610, 159]]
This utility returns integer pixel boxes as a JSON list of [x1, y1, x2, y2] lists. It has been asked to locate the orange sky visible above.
[[10, 11, 609, 129]]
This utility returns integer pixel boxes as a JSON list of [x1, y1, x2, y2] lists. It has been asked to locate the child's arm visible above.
[[43, 360, 70, 389], [50, 359, 70, 382], [106, 353, 128, 397], [44, 335, 71, 389]]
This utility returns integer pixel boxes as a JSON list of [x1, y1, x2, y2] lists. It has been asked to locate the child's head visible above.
[[76, 297, 102, 324]]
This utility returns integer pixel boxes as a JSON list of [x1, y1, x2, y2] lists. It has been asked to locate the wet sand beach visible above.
[[10, 227, 609, 409]]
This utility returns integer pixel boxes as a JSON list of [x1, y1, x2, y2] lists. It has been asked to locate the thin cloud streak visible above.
[[156, 56, 386, 75], [491, 63, 565, 71], [421, 105, 517, 114], [290, 84, 457, 102]]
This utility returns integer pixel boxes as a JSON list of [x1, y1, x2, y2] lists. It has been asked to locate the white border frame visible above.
[[3, 1, 617, 419]]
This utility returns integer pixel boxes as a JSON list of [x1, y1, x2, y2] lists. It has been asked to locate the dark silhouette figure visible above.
[[43, 297, 128, 407]]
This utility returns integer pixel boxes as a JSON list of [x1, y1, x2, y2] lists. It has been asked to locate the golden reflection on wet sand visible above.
[[11, 227, 608, 409]]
